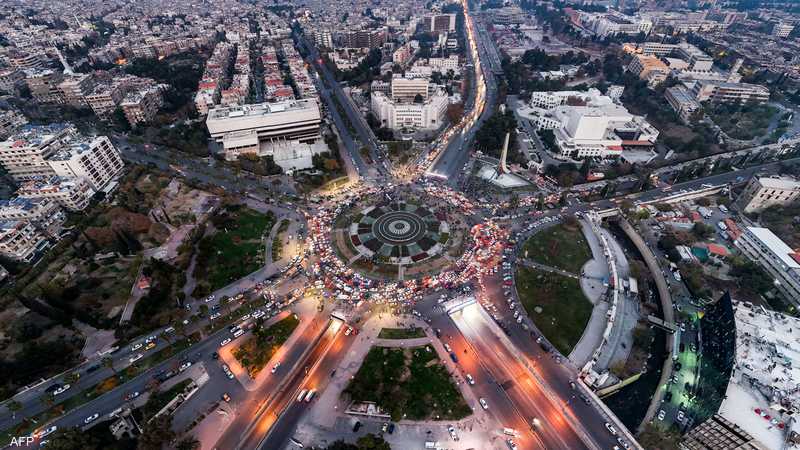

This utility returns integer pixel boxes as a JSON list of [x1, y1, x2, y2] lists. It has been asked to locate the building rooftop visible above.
[[745, 227, 800, 269], [207, 99, 318, 121], [719, 302, 800, 450], [757, 176, 800, 190], [2, 123, 73, 149]]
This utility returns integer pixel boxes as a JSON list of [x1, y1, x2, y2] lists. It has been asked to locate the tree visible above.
[[413, 93, 424, 103], [175, 436, 200, 450], [42, 427, 101, 450], [637, 423, 681, 450], [7, 400, 21, 418], [137, 415, 176, 450], [102, 356, 117, 375]]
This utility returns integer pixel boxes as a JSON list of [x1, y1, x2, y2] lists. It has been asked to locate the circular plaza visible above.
[[349, 201, 450, 265]]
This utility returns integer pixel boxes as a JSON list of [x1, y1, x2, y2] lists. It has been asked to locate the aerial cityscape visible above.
[[1, 0, 800, 449]]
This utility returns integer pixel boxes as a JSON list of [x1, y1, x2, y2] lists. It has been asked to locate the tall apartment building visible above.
[[25, 70, 65, 105], [84, 82, 125, 120], [735, 227, 800, 304], [665, 85, 701, 124], [46, 136, 124, 191], [681, 414, 767, 450], [0, 68, 24, 93], [0, 197, 65, 238], [58, 73, 95, 108], [0, 219, 48, 262], [7, 50, 48, 71], [337, 29, 387, 49], [773, 22, 794, 38], [423, 13, 457, 33], [16, 176, 94, 211], [735, 175, 800, 213], [0, 109, 28, 141], [0, 124, 124, 190], [120, 86, 163, 126], [627, 55, 669, 87], [690, 80, 770, 104]]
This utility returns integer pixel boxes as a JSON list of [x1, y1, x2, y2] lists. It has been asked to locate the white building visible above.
[[773, 22, 794, 38], [735, 227, 800, 304], [665, 85, 701, 124], [206, 100, 323, 169], [390, 76, 431, 102], [736, 176, 800, 213], [16, 176, 94, 211], [0, 197, 65, 238], [0, 219, 48, 262], [46, 136, 124, 191], [0, 124, 124, 190], [371, 89, 448, 131], [517, 89, 658, 159]]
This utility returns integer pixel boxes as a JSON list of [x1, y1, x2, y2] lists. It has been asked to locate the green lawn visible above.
[[195, 208, 275, 290], [378, 327, 426, 339], [234, 315, 300, 378], [522, 223, 591, 274], [345, 346, 471, 421], [515, 266, 592, 356]]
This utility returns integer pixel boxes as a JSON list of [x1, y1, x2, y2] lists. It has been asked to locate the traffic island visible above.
[[515, 266, 592, 356], [521, 220, 592, 274], [233, 315, 300, 378], [343, 345, 471, 421]]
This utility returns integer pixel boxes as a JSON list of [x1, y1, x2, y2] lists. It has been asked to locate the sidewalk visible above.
[[295, 315, 497, 449], [568, 219, 611, 367]]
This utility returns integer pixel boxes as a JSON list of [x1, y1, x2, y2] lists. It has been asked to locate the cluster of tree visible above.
[[235, 154, 283, 176], [312, 151, 342, 173], [129, 258, 186, 335], [729, 256, 775, 297], [337, 48, 383, 85], [501, 59, 566, 95], [521, 49, 589, 71], [154, 122, 210, 157], [474, 109, 525, 164], [124, 52, 208, 114]]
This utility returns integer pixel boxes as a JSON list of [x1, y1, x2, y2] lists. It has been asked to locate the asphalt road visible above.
[[257, 321, 354, 450]]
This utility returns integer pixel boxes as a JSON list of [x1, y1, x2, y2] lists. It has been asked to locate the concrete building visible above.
[[0, 220, 48, 262], [206, 100, 322, 164], [518, 88, 658, 159], [57, 73, 95, 108], [47, 136, 124, 191], [681, 414, 767, 450], [665, 85, 702, 124], [583, 13, 653, 37], [735, 175, 800, 213], [0, 68, 25, 93], [627, 54, 669, 87], [337, 29, 387, 49], [390, 76, 431, 102], [0, 124, 123, 190], [773, 22, 794, 38], [0, 197, 65, 238], [371, 89, 448, 130], [735, 227, 800, 303], [690, 80, 770, 104], [25, 70, 65, 105], [84, 82, 125, 121], [0, 109, 28, 141], [0, 123, 75, 180], [16, 176, 94, 211], [120, 86, 163, 126], [423, 13, 457, 33]]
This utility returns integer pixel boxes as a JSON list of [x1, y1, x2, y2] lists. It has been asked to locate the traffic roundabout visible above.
[[349, 201, 450, 265]]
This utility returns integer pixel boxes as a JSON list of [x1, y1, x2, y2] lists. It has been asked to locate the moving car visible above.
[[52, 384, 71, 396], [271, 362, 281, 374], [479, 398, 488, 409], [222, 393, 231, 402], [220, 338, 232, 347], [84, 413, 99, 424], [129, 353, 143, 363], [466, 374, 475, 385], [605, 422, 618, 435]]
